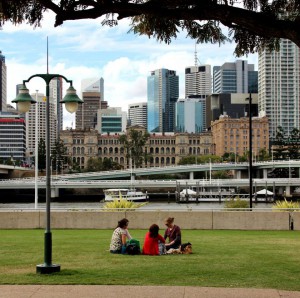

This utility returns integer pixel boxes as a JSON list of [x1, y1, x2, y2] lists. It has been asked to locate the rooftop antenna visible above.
[[194, 42, 201, 66]]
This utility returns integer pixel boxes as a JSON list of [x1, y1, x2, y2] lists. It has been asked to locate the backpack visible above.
[[126, 239, 141, 255]]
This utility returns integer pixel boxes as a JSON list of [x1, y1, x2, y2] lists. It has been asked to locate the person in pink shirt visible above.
[[142, 224, 166, 255]]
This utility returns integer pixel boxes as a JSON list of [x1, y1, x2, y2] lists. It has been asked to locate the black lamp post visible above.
[[12, 74, 83, 274], [246, 93, 253, 209]]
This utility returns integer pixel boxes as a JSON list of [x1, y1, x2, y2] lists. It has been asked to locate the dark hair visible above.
[[117, 218, 129, 229], [149, 224, 159, 238]]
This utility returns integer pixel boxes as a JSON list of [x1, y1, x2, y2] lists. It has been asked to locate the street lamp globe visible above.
[[60, 85, 83, 113], [12, 84, 36, 113]]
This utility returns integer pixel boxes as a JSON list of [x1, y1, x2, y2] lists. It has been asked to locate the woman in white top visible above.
[[109, 218, 132, 254]]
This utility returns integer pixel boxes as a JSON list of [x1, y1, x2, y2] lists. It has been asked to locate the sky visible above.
[[1, 11, 257, 128]]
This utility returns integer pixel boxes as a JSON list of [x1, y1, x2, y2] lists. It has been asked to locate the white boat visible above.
[[104, 189, 148, 202], [180, 189, 197, 199]]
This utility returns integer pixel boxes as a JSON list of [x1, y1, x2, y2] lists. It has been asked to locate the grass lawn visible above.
[[0, 229, 300, 290]]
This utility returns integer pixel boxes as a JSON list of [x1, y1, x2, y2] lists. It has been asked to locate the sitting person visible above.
[[142, 224, 166, 255], [109, 218, 132, 254], [164, 217, 181, 251]]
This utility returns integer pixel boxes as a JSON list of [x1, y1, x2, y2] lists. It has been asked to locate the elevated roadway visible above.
[[42, 160, 300, 180]]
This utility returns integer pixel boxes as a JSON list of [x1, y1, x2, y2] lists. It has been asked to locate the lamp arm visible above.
[[23, 74, 73, 86]]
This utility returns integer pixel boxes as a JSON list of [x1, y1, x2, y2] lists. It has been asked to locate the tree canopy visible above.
[[1, 0, 300, 56]]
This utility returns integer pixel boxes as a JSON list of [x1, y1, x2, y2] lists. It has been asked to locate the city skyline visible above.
[[1, 11, 257, 128]]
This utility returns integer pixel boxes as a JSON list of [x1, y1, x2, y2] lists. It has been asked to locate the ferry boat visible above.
[[104, 189, 148, 202]]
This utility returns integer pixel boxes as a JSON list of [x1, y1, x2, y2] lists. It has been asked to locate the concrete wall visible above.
[[0, 210, 297, 230]]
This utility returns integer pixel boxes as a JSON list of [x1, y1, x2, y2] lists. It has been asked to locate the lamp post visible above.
[[12, 74, 83, 274], [246, 93, 253, 209], [35, 90, 39, 209]]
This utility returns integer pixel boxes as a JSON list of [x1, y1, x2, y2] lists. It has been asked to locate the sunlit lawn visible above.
[[1, 229, 300, 290]]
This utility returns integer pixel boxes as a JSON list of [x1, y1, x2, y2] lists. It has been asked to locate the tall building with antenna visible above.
[[185, 45, 212, 98]]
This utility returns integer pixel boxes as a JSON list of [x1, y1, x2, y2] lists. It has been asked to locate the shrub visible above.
[[103, 198, 147, 211], [224, 197, 249, 210], [272, 199, 300, 211]]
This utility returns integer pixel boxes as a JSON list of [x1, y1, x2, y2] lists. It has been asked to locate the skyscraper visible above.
[[81, 77, 104, 100], [213, 60, 258, 94], [0, 51, 7, 112], [258, 39, 300, 138], [147, 69, 179, 132], [26, 93, 57, 155], [176, 96, 206, 133], [76, 91, 101, 130], [49, 77, 63, 136], [128, 102, 147, 127], [185, 65, 211, 98]]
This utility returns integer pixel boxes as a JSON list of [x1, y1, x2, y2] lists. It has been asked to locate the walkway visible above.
[[1, 285, 300, 298]]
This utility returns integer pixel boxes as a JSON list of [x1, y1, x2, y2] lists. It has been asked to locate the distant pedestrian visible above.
[[109, 218, 132, 254], [164, 217, 181, 251], [142, 224, 166, 255]]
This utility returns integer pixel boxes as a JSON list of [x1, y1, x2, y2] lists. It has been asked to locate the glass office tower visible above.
[[147, 69, 179, 132]]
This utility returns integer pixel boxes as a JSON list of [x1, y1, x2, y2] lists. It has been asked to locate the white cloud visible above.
[[3, 14, 258, 129]]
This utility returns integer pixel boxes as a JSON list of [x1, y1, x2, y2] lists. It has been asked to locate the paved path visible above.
[[1, 285, 300, 298]]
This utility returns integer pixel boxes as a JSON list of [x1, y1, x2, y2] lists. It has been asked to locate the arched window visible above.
[[161, 147, 164, 154], [166, 147, 170, 154], [155, 147, 159, 154], [150, 147, 154, 154], [120, 157, 124, 164], [171, 147, 175, 154], [109, 147, 113, 154], [73, 147, 76, 155], [77, 147, 80, 155], [155, 157, 159, 164], [81, 157, 84, 164], [189, 147, 192, 154], [98, 148, 102, 155], [166, 157, 170, 165], [171, 157, 176, 164], [161, 157, 164, 164], [103, 147, 107, 154], [114, 157, 118, 162], [81, 147, 84, 154], [115, 147, 118, 154]]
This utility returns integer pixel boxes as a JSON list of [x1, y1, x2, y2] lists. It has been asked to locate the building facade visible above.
[[206, 93, 258, 129], [128, 102, 147, 128], [185, 65, 211, 98], [211, 115, 269, 157], [96, 107, 127, 133], [213, 60, 258, 94], [147, 69, 179, 133], [258, 39, 300, 138], [26, 93, 57, 155], [75, 91, 101, 130], [81, 77, 104, 100], [60, 127, 213, 169], [49, 77, 63, 136], [0, 115, 26, 162], [0, 51, 7, 112], [176, 97, 206, 133]]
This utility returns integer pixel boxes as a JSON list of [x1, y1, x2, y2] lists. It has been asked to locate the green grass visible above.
[[1, 229, 300, 290]]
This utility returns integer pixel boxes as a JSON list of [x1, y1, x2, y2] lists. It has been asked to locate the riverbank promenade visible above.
[[1, 285, 300, 298]]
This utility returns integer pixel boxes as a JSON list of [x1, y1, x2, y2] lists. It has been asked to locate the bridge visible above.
[[0, 160, 299, 198], [40, 160, 300, 180]]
